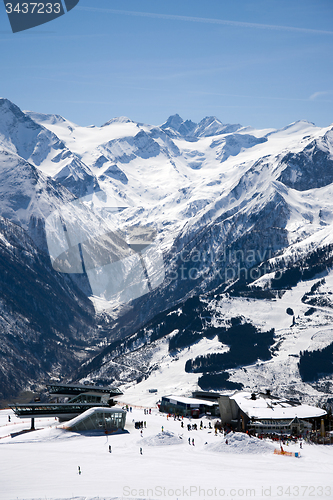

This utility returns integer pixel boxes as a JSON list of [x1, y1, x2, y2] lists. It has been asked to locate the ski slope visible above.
[[0, 406, 332, 500]]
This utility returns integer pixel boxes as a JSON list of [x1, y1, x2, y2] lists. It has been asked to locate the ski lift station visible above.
[[62, 407, 127, 433], [9, 383, 125, 431]]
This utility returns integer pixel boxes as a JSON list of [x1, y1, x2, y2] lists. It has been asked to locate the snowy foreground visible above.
[[1, 407, 333, 500]]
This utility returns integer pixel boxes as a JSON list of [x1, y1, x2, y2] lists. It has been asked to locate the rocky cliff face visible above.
[[0, 216, 98, 400]]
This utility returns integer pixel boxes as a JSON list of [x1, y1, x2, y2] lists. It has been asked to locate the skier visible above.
[[109, 445, 111, 453], [188, 437, 191, 445], [192, 438, 195, 446], [78, 466, 81, 475], [161, 426, 164, 432], [140, 447, 143, 455]]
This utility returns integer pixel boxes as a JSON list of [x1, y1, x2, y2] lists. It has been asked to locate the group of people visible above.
[[134, 420, 146, 429], [185, 420, 213, 432], [125, 404, 152, 414]]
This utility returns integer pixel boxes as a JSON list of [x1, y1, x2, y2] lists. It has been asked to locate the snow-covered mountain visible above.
[[1, 97, 333, 405], [161, 113, 242, 138]]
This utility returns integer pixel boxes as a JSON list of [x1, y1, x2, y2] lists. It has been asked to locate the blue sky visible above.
[[0, 0, 332, 128]]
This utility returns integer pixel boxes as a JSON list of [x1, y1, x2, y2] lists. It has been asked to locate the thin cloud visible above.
[[193, 90, 333, 104], [309, 91, 330, 100], [78, 7, 333, 36]]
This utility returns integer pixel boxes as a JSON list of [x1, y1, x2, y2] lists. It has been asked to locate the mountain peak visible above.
[[0, 98, 35, 125], [161, 114, 242, 139], [194, 116, 242, 137], [101, 116, 134, 127], [24, 111, 67, 126], [198, 116, 221, 126], [161, 114, 185, 131]]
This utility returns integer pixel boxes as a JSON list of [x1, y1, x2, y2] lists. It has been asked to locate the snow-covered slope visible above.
[[1, 406, 331, 500], [0, 99, 65, 166], [74, 266, 333, 408]]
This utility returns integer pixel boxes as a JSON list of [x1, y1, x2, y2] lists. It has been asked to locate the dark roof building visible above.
[[160, 395, 219, 417]]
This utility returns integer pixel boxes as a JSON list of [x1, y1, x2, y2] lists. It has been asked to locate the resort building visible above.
[[218, 391, 326, 434], [160, 395, 219, 417]]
